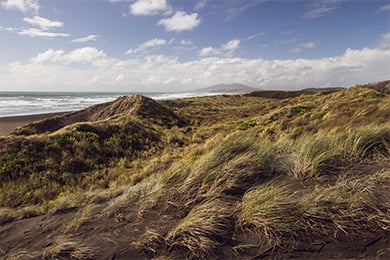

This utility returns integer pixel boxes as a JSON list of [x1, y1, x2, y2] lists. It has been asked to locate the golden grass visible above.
[[43, 236, 98, 259], [299, 168, 390, 236], [7, 249, 38, 260], [130, 230, 167, 257], [236, 166, 389, 254], [237, 180, 302, 252], [166, 199, 235, 259], [102, 176, 160, 217], [289, 125, 390, 178]]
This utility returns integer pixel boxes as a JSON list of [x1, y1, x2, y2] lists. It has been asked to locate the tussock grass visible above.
[[233, 125, 389, 253], [103, 177, 160, 217], [290, 125, 390, 178], [43, 236, 98, 259], [130, 230, 167, 257], [299, 168, 390, 236], [62, 204, 103, 233], [236, 169, 388, 241], [237, 180, 302, 252], [236, 167, 389, 253], [338, 125, 390, 160], [160, 133, 225, 186], [0, 204, 46, 224], [171, 134, 282, 206], [166, 199, 235, 259], [161, 125, 389, 256], [7, 249, 38, 260], [127, 153, 174, 185]]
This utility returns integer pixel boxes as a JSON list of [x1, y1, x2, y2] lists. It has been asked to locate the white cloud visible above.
[[125, 38, 167, 54], [379, 33, 390, 50], [65, 47, 106, 63], [302, 41, 315, 49], [17, 28, 70, 38], [1, 25, 70, 39], [0, 26, 18, 32], [31, 47, 106, 64], [2, 15, 69, 39], [31, 49, 65, 63], [247, 32, 264, 40], [199, 39, 240, 57], [304, 6, 337, 18], [180, 39, 193, 45], [71, 35, 99, 43], [116, 74, 126, 81], [222, 39, 240, 51], [198, 47, 214, 57], [130, 0, 168, 15], [194, 0, 206, 11], [23, 16, 63, 30], [292, 48, 301, 53], [2, 46, 389, 92], [158, 11, 200, 32], [88, 76, 101, 85], [379, 4, 390, 11], [1, 0, 39, 13], [292, 41, 316, 53], [223, 0, 268, 20], [304, 0, 345, 19]]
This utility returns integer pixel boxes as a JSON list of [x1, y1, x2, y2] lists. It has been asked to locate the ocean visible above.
[[0, 91, 227, 117]]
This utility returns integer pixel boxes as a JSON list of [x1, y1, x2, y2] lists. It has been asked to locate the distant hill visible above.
[[193, 83, 259, 93], [245, 87, 344, 99]]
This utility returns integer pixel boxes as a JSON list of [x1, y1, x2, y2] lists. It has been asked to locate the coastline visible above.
[[0, 112, 66, 135]]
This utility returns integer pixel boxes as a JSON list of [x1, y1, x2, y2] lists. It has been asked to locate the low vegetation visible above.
[[0, 81, 389, 259]]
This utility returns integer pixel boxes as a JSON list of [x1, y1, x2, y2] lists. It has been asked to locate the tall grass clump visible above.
[[166, 199, 235, 259], [103, 176, 160, 217], [336, 125, 390, 160], [299, 168, 390, 236], [173, 134, 284, 205], [237, 180, 302, 253], [289, 135, 335, 178], [290, 125, 390, 178], [237, 168, 389, 252], [43, 236, 98, 260]]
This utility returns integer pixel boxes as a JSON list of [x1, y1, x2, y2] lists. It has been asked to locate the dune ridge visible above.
[[10, 94, 186, 136]]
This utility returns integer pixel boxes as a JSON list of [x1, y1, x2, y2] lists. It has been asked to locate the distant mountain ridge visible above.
[[245, 87, 344, 99], [193, 83, 259, 93]]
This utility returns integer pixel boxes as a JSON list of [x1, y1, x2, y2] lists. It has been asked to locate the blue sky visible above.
[[0, 0, 389, 92]]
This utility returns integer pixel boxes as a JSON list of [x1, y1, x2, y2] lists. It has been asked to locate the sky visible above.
[[0, 0, 389, 92]]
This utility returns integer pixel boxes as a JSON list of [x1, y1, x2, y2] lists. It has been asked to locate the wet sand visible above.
[[0, 112, 66, 135]]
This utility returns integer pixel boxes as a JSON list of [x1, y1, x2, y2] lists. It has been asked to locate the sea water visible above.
[[0, 91, 227, 117]]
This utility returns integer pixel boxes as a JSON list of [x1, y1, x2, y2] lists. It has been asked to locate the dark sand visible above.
[[0, 112, 66, 135]]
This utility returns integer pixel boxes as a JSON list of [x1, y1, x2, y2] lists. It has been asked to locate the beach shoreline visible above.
[[0, 112, 67, 135]]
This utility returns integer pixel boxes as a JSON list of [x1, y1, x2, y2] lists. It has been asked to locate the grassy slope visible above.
[[0, 82, 389, 259]]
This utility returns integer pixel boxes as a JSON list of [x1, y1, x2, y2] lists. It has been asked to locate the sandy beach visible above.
[[0, 112, 65, 135]]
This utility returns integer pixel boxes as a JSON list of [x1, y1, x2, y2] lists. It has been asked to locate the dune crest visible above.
[[11, 94, 186, 136]]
